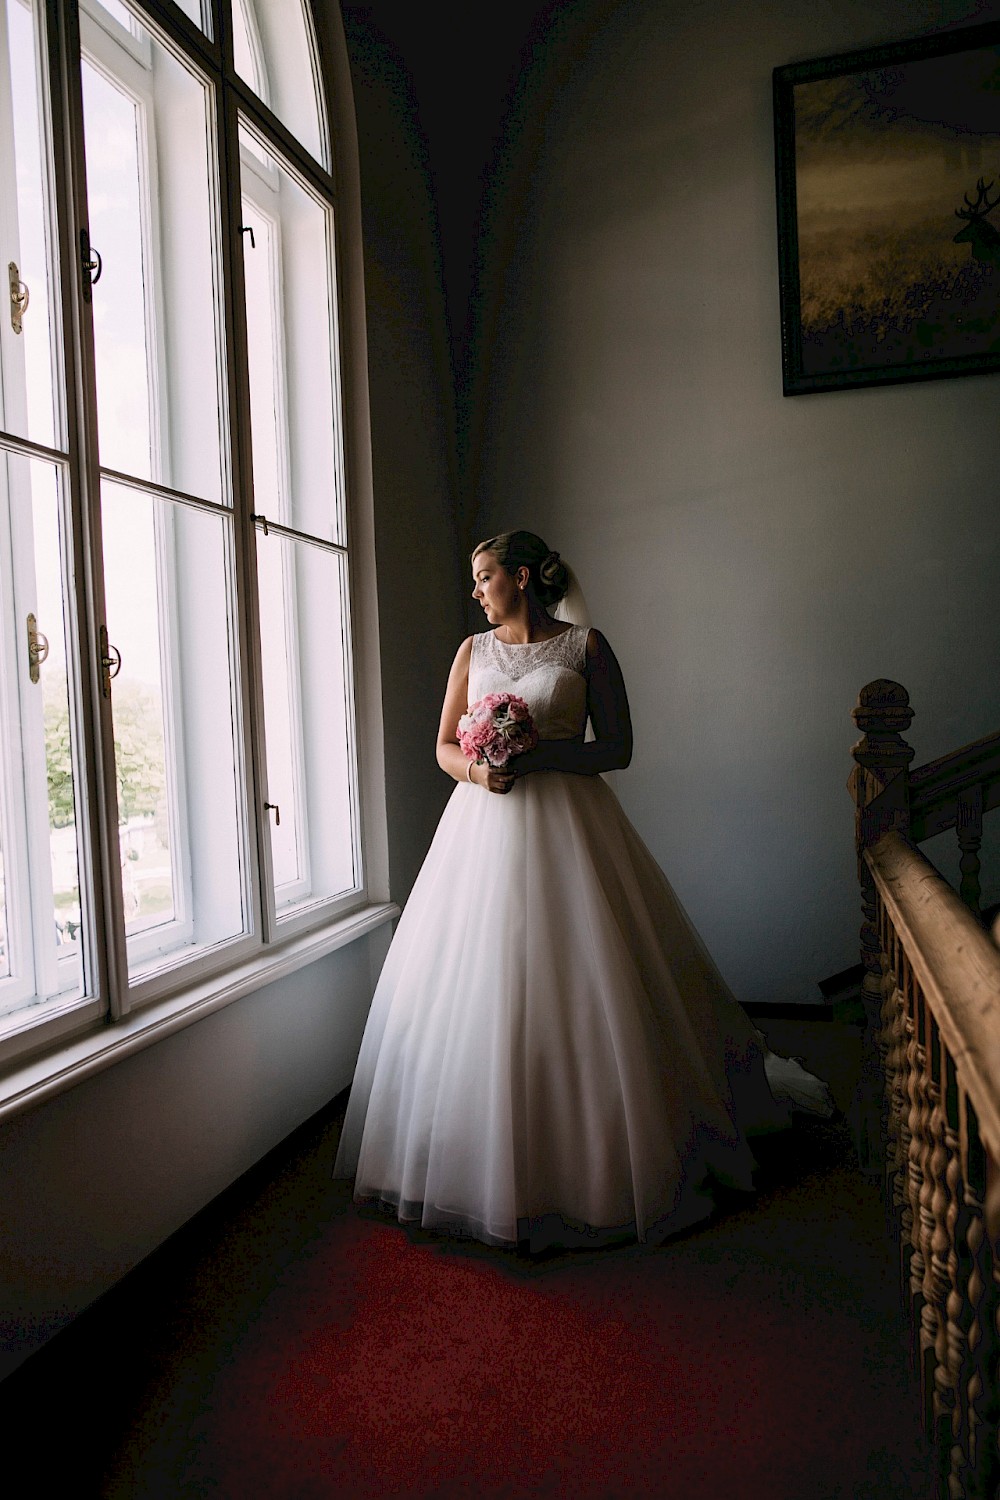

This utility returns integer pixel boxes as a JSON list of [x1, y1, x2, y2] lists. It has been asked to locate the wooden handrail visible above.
[[848, 686, 1000, 1497], [848, 681, 999, 1104], [863, 828, 1000, 1497], [909, 729, 1000, 842], [866, 830, 1000, 1207]]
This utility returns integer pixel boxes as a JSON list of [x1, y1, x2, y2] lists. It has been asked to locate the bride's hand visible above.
[[470, 761, 515, 794]]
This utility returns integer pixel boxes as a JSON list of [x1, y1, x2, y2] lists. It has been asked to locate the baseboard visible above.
[[743, 1001, 834, 1020]]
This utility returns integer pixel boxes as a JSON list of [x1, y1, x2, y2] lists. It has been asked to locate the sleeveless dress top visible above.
[[469, 623, 590, 742], [334, 626, 829, 1249]]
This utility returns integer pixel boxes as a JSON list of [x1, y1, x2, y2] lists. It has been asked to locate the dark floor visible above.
[[2, 1014, 936, 1499]]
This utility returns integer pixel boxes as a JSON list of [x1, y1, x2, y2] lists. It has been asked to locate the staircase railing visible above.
[[868, 830, 1000, 1498], [848, 680, 1000, 1498]]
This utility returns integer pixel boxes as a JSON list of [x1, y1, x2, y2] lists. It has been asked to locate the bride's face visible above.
[[472, 551, 522, 624]]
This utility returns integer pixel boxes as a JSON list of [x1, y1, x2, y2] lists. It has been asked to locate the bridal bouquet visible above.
[[458, 692, 538, 769]]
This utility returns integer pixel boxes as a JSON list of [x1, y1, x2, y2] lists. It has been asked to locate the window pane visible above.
[[240, 126, 345, 546], [80, 7, 228, 503], [233, 0, 327, 167], [101, 480, 249, 981], [258, 535, 358, 916], [88, 0, 144, 32], [0, 809, 8, 981], [171, 0, 211, 36], [92, 0, 212, 37], [0, 0, 62, 451], [0, 450, 89, 1020]]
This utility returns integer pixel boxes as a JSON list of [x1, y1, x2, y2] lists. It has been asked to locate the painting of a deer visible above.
[[954, 177, 1000, 266]]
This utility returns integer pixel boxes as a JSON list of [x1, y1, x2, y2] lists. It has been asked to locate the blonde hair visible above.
[[471, 529, 570, 608]]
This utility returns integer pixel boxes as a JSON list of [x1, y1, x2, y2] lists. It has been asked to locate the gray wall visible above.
[[471, 0, 1000, 1005], [0, 939, 382, 1373], [0, 2, 460, 1379], [341, 5, 468, 899]]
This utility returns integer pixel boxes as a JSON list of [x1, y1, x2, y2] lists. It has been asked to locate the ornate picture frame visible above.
[[773, 22, 1000, 395]]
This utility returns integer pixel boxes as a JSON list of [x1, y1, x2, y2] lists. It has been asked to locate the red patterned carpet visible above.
[[5, 1040, 936, 1499]]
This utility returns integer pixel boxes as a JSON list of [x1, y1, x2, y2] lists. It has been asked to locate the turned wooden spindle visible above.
[[941, 1056, 973, 1499], [899, 960, 917, 1306], [984, 1164, 1000, 1497], [927, 1018, 956, 1449], [956, 785, 984, 918], [850, 682, 915, 983], [879, 955, 898, 1212], [888, 939, 911, 1226], [917, 1007, 944, 1424], [850, 681, 915, 1169], [956, 1102, 996, 1498], [906, 984, 928, 1342], [879, 918, 909, 1239]]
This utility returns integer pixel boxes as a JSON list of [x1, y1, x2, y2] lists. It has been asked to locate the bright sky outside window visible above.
[[101, 478, 247, 979], [0, 451, 88, 1014], [2, 0, 62, 451], [0, 0, 89, 1022], [80, 10, 229, 505], [78, 0, 250, 983], [239, 114, 358, 920]]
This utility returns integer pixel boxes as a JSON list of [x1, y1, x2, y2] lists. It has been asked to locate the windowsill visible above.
[[0, 900, 398, 1124]]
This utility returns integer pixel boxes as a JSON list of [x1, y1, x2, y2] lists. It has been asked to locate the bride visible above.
[[334, 529, 831, 1250]]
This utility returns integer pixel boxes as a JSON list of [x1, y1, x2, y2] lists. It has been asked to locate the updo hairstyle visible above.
[[471, 530, 570, 609]]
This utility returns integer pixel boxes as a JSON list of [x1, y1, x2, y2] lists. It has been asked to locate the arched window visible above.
[[234, 0, 328, 169], [0, 0, 384, 1072]]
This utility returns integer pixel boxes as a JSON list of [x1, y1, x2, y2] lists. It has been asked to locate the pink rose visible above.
[[458, 692, 538, 767]]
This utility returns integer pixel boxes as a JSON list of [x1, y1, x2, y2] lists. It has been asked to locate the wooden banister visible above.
[[867, 831, 1000, 1193], [865, 829, 1000, 1497], [849, 682, 1000, 1498], [909, 729, 1000, 843]]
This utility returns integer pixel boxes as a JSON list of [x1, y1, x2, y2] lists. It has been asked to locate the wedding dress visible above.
[[334, 624, 832, 1249]]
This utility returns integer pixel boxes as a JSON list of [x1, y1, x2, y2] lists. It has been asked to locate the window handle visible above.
[[264, 801, 281, 826], [8, 262, 28, 334], [99, 624, 121, 698], [80, 229, 103, 301], [26, 613, 49, 684], [239, 224, 256, 249]]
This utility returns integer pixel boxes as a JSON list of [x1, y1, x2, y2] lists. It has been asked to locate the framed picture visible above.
[[773, 21, 1000, 395]]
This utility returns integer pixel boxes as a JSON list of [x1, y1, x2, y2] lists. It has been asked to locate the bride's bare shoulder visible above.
[[443, 635, 475, 680]]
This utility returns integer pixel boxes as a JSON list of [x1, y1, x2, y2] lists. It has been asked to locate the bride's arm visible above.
[[516, 628, 633, 777], [435, 637, 515, 792]]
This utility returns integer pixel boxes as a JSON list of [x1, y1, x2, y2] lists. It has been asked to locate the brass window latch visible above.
[[9, 261, 28, 335], [79, 229, 102, 302], [99, 624, 121, 698], [26, 613, 49, 684]]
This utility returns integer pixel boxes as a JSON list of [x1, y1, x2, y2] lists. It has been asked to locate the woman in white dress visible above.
[[334, 530, 831, 1250]]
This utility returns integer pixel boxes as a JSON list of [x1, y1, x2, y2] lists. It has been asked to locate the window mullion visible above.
[[46, 0, 130, 1018], [217, 70, 272, 943], [226, 70, 337, 203]]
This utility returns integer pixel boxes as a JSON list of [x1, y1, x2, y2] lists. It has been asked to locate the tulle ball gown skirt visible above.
[[334, 770, 791, 1251]]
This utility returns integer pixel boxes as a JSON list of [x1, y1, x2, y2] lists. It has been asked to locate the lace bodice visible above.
[[468, 625, 590, 741]]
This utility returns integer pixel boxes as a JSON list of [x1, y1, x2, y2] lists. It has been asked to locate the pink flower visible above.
[[458, 692, 538, 769]]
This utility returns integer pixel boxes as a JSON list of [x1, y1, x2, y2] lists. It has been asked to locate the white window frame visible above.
[[0, 0, 393, 1102], [80, 6, 202, 971], [238, 152, 311, 909]]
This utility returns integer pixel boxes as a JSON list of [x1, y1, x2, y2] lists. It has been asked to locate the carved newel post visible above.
[[849, 680, 915, 1173]]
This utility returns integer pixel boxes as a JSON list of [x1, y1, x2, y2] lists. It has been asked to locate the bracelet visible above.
[[466, 759, 475, 782]]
